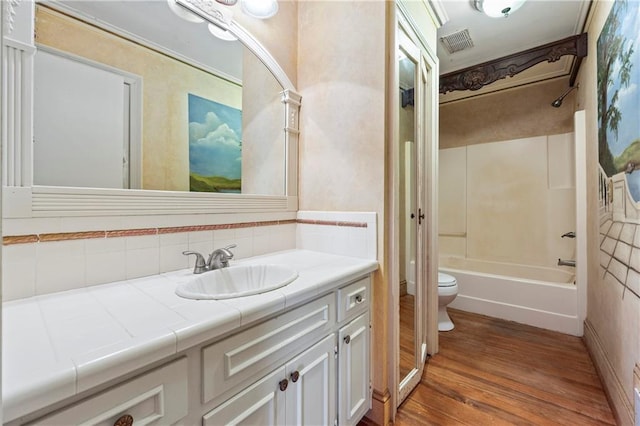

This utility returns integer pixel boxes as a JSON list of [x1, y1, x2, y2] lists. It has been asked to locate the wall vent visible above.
[[440, 29, 474, 54]]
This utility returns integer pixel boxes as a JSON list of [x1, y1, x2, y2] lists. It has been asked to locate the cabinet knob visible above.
[[290, 370, 300, 383], [355, 294, 363, 303], [344, 335, 351, 344], [279, 378, 289, 391], [114, 414, 133, 426]]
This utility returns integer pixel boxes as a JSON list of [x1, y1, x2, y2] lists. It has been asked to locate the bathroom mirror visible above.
[[394, 4, 439, 407], [398, 32, 418, 383], [3, 0, 300, 217], [34, 1, 284, 195]]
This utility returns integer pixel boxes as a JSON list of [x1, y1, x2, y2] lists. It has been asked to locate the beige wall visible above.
[[297, 0, 389, 422], [440, 77, 575, 149], [577, 1, 640, 424]]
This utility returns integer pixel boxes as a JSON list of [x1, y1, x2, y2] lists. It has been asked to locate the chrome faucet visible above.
[[183, 244, 237, 274], [207, 244, 237, 270], [557, 258, 576, 267]]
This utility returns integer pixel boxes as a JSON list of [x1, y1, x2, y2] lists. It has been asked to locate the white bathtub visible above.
[[440, 256, 580, 335]]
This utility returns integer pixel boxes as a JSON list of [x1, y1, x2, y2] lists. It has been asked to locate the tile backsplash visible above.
[[3, 211, 376, 301]]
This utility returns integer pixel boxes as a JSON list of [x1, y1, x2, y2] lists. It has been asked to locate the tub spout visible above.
[[558, 258, 576, 267]]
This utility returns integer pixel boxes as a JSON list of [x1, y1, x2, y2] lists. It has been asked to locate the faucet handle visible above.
[[183, 251, 207, 274], [224, 244, 237, 254]]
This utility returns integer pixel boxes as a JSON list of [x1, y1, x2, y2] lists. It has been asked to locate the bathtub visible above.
[[439, 256, 580, 335]]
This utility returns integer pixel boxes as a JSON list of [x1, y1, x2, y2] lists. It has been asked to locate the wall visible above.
[[297, 1, 391, 423], [439, 133, 576, 269], [440, 77, 574, 149], [577, 1, 640, 424]]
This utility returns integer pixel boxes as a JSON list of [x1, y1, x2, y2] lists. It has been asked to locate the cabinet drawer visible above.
[[202, 293, 335, 405], [30, 358, 188, 426], [337, 276, 370, 322]]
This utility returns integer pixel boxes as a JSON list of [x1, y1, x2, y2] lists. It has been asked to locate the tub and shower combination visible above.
[[440, 256, 580, 335]]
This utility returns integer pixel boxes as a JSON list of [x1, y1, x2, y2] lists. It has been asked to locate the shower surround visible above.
[[439, 133, 579, 332]]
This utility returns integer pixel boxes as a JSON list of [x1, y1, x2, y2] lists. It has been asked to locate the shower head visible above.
[[551, 85, 578, 108]]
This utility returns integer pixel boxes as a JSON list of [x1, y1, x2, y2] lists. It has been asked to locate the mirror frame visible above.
[[2, 0, 301, 218]]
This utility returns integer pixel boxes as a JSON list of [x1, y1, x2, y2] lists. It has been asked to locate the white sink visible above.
[[175, 264, 299, 300]]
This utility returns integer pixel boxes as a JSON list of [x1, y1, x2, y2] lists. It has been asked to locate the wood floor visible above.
[[391, 309, 616, 425]]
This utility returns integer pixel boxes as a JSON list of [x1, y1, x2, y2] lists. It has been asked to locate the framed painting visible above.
[[188, 93, 242, 193]]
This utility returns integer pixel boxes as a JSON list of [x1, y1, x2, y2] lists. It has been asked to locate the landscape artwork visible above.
[[188, 93, 242, 193], [597, 0, 640, 201]]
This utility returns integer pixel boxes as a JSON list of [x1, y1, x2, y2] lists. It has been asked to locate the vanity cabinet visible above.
[[12, 274, 371, 426], [203, 276, 371, 426], [204, 334, 336, 425], [27, 358, 189, 426]]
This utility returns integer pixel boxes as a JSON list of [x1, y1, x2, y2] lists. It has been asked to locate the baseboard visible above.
[[450, 294, 581, 335], [583, 319, 634, 425], [365, 388, 392, 426]]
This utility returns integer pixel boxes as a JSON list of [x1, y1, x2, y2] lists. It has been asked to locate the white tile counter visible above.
[[2, 249, 378, 423]]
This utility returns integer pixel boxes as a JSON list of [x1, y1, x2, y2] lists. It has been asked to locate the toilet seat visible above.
[[438, 272, 456, 287]]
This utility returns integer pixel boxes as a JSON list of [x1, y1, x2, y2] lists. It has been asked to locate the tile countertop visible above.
[[2, 249, 378, 423]]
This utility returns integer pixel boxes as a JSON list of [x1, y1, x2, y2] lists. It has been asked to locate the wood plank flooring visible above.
[[390, 309, 615, 425]]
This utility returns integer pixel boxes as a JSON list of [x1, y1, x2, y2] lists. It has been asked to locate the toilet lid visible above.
[[438, 272, 457, 287]]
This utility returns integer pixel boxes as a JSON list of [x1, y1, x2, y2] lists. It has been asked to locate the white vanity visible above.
[[3, 249, 377, 425]]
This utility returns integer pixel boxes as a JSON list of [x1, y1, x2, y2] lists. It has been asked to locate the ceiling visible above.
[[436, 0, 592, 102]]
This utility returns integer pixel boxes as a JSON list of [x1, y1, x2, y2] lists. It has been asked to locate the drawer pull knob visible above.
[[279, 378, 289, 391], [355, 294, 363, 303], [114, 414, 133, 426], [290, 371, 300, 382], [344, 335, 351, 344]]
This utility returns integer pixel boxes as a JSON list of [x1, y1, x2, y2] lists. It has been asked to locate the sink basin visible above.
[[175, 264, 299, 300]]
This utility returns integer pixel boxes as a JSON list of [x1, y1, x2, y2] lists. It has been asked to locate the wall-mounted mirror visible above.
[[2, 0, 300, 217], [395, 6, 437, 406], [34, 1, 284, 195]]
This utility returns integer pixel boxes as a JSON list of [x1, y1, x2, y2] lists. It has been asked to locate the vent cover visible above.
[[440, 29, 474, 54]]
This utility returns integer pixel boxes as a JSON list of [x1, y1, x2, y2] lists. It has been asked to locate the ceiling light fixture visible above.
[[474, 0, 526, 18], [241, 0, 279, 19]]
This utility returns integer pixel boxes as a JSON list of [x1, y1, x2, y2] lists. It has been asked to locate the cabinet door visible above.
[[285, 334, 336, 426], [338, 313, 370, 426], [203, 366, 286, 426]]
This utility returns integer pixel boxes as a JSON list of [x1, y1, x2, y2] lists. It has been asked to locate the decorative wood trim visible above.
[[439, 33, 588, 94], [297, 219, 368, 228], [28, 186, 290, 217], [39, 231, 105, 242], [2, 219, 300, 245], [3, 234, 38, 245], [583, 319, 634, 426]]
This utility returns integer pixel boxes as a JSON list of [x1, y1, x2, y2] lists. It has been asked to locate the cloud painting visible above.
[[188, 94, 242, 193]]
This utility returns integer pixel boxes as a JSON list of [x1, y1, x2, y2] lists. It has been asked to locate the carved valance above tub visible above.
[[439, 33, 587, 94]]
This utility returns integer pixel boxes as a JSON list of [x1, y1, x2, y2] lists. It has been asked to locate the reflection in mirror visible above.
[[398, 40, 417, 382], [32, 1, 285, 195]]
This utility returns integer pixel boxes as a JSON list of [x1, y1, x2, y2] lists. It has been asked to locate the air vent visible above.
[[440, 29, 474, 54]]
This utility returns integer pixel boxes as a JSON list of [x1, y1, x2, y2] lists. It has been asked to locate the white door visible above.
[[33, 50, 128, 189], [338, 313, 370, 426], [285, 334, 336, 425], [203, 366, 286, 425]]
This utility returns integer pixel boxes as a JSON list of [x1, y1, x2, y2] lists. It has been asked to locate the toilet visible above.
[[438, 272, 458, 331]]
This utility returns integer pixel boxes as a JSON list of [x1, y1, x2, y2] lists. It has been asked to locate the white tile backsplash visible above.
[[296, 211, 377, 260], [3, 213, 376, 300], [2, 243, 37, 300]]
